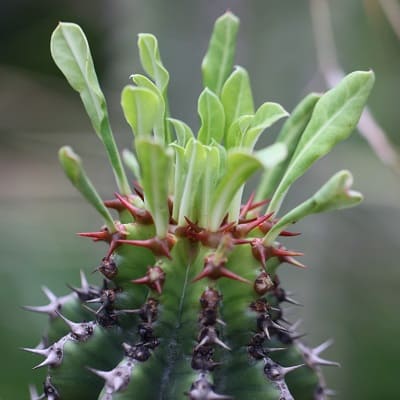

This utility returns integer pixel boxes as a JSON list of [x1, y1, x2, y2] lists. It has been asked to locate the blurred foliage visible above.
[[0, 0, 399, 399]]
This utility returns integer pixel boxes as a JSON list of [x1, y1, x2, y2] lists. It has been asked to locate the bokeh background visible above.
[[1, 0, 399, 398]]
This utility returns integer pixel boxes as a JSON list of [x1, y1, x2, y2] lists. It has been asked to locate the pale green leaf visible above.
[[210, 150, 261, 230], [268, 70, 374, 214], [197, 88, 225, 144], [59, 146, 115, 231], [51, 22, 130, 194], [168, 118, 194, 147], [138, 34, 169, 96], [242, 102, 288, 149], [136, 139, 173, 237], [199, 146, 221, 227], [178, 140, 207, 225], [131, 74, 168, 143], [122, 149, 141, 181], [221, 66, 254, 135], [202, 11, 239, 95], [121, 86, 161, 139], [226, 115, 253, 149], [264, 170, 363, 245], [256, 93, 320, 201]]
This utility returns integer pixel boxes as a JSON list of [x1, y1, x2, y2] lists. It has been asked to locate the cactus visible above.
[[24, 12, 374, 400]]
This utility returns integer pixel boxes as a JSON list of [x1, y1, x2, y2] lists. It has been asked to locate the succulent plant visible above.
[[24, 11, 374, 400]]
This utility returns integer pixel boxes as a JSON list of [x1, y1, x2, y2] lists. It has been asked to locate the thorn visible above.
[[131, 265, 166, 294], [87, 363, 132, 393], [133, 181, 144, 200], [117, 234, 175, 259], [22, 347, 49, 357], [114, 192, 153, 224], [313, 339, 334, 355], [41, 286, 57, 302], [29, 385, 45, 400], [77, 229, 111, 242], [196, 327, 231, 351], [281, 364, 304, 376], [56, 311, 95, 341], [186, 376, 232, 400], [43, 375, 60, 399], [192, 254, 250, 284], [280, 255, 307, 269], [271, 247, 304, 258], [233, 214, 273, 238], [239, 193, 270, 220]]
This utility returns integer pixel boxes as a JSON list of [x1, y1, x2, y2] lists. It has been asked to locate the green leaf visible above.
[[226, 115, 253, 149], [242, 102, 288, 149], [58, 146, 115, 231], [256, 93, 320, 202], [264, 170, 363, 245], [138, 34, 169, 97], [178, 140, 207, 225], [168, 118, 194, 147], [202, 11, 239, 95], [197, 88, 225, 144], [121, 86, 161, 139], [171, 143, 186, 221], [209, 151, 261, 230], [122, 149, 141, 181], [51, 22, 130, 195], [136, 139, 173, 237], [221, 66, 254, 135], [268, 70, 375, 214], [198, 146, 221, 227], [131, 74, 168, 143]]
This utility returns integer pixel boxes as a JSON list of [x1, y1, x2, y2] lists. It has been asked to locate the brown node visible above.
[[254, 271, 274, 295]]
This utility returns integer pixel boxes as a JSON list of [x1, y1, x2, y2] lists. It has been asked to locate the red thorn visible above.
[[233, 213, 273, 238], [259, 220, 301, 237], [114, 192, 153, 224], [77, 229, 111, 242], [250, 238, 267, 268], [281, 256, 307, 269], [118, 234, 175, 259], [239, 192, 255, 219], [279, 230, 301, 237], [133, 181, 144, 200], [104, 198, 126, 211], [271, 247, 304, 257], [131, 266, 166, 294], [192, 256, 250, 284]]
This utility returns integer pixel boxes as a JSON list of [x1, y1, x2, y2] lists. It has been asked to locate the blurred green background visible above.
[[1, 0, 399, 398]]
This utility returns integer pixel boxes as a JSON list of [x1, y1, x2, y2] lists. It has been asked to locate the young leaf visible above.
[[242, 102, 289, 150], [198, 146, 221, 227], [138, 34, 169, 97], [197, 88, 225, 144], [256, 93, 320, 201], [178, 140, 207, 225], [171, 143, 186, 221], [168, 118, 194, 147], [221, 66, 254, 135], [264, 170, 362, 245], [209, 144, 286, 230], [202, 11, 239, 95], [267, 70, 374, 214], [131, 74, 167, 143], [226, 115, 253, 149], [122, 149, 141, 181], [51, 22, 131, 195], [59, 146, 115, 232], [121, 86, 161, 139], [135, 139, 173, 238]]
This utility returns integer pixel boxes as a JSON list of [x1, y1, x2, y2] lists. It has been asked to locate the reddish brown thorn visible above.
[[239, 193, 270, 220], [114, 192, 153, 224], [133, 181, 144, 200], [280, 256, 307, 269], [239, 192, 256, 219], [192, 256, 250, 284], [103, 198, 126, 211], [117, 234, 175, 259], [131, 266, 166, 294], [250, 238, 267, 268], [77, 229, 111, 242], [232, 213, 273, 238], [271, 247, 304, 258], [258, 220, 300, 237]]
